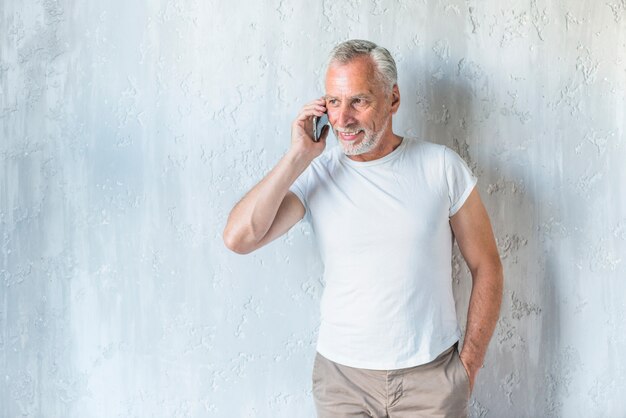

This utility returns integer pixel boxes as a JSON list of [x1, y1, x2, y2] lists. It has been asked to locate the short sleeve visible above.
[[444, 146, 477, 217], [289, 166, 312, 222]]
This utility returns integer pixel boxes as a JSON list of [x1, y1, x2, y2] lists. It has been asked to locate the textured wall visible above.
[[1, 0, 625, 417]]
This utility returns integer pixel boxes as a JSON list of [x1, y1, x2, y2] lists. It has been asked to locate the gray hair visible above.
[[326, 39, 398, 93]]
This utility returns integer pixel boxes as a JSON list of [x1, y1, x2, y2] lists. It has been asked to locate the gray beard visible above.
[[337, 115, 390, 156], [341, 132, 380, 155]]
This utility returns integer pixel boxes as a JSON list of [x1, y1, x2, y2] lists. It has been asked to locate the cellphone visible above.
[[312, 112, 329, 142]]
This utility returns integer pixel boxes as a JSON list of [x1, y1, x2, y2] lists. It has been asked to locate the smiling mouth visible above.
[[337, 129, 364, 141]]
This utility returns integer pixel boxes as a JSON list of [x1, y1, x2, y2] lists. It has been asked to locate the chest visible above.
[[307, 165, 448, 251]]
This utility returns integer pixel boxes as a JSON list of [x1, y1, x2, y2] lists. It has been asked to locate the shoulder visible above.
[[405, 138, 468, 164], [401, 137, 448, 164], [402, 137, 442, 152]]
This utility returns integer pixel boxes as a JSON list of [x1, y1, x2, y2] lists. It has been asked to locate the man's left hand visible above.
[[459, 351, 480, 394]]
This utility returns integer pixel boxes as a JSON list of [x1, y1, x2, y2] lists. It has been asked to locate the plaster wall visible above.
[[1, 0, 625, 416]]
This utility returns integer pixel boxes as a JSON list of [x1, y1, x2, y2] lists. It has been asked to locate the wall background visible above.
[[1, 0, 625, 417]]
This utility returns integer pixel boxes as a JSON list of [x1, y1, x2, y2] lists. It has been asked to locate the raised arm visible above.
[[223, 98, 329, 254], [449, 187, 504, 393]]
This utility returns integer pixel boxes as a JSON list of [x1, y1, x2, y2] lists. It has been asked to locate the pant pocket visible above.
[[454, 345, 471, 399]]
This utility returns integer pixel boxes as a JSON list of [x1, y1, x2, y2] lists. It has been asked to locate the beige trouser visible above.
[[312, 342, 470, 418]]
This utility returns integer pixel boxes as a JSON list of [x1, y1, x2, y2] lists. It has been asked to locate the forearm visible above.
[[223, 148, 312, 251], [461, 262, 504, 372]]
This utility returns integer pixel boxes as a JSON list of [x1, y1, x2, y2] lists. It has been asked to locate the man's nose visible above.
[[334, 103, 356, 127]]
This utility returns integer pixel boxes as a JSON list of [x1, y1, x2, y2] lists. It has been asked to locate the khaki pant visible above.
[[312, 342, 470, 418]]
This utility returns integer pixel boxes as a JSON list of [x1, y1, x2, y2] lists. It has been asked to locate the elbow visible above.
[[222, 226, 254, 255], [471, 257, 504, 288]]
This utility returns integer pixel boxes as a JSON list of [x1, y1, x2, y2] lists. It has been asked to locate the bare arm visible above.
[[449, 187, 504, 392], [223, 98, 329, 254], [223, 153, 308, 254]]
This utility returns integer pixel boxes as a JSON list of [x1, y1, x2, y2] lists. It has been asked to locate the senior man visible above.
[[223, 39, 503, 418]]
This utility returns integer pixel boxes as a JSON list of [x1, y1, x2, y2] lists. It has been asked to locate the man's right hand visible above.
[[290, 97, 330, 160]]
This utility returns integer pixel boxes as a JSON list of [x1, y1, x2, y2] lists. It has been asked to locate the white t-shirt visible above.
[[289, 137, 477, 370]]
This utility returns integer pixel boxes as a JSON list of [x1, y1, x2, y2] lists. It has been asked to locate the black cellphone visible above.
[[312, 112, 329, 142]]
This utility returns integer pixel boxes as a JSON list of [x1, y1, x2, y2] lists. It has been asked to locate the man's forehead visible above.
[[324, 78, 379, 99]]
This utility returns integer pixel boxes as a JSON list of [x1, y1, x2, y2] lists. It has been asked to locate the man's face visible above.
[[324, 56, 398, 156]]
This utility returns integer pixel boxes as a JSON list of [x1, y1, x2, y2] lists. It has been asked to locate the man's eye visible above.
[[353, 98, 365, 106], [328, 99, 338, 106]]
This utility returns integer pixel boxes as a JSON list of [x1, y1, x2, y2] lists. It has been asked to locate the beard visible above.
[[334, 114, 390, 156]]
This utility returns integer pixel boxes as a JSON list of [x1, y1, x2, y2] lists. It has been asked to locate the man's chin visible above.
[[338, 135, 379, 156], [340, 142, 373, 156]]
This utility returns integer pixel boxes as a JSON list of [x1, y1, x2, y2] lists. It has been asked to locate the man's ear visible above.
[[390, 84, 400, 114]]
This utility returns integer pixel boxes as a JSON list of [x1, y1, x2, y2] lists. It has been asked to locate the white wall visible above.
[[1, 0, 625, 417]]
